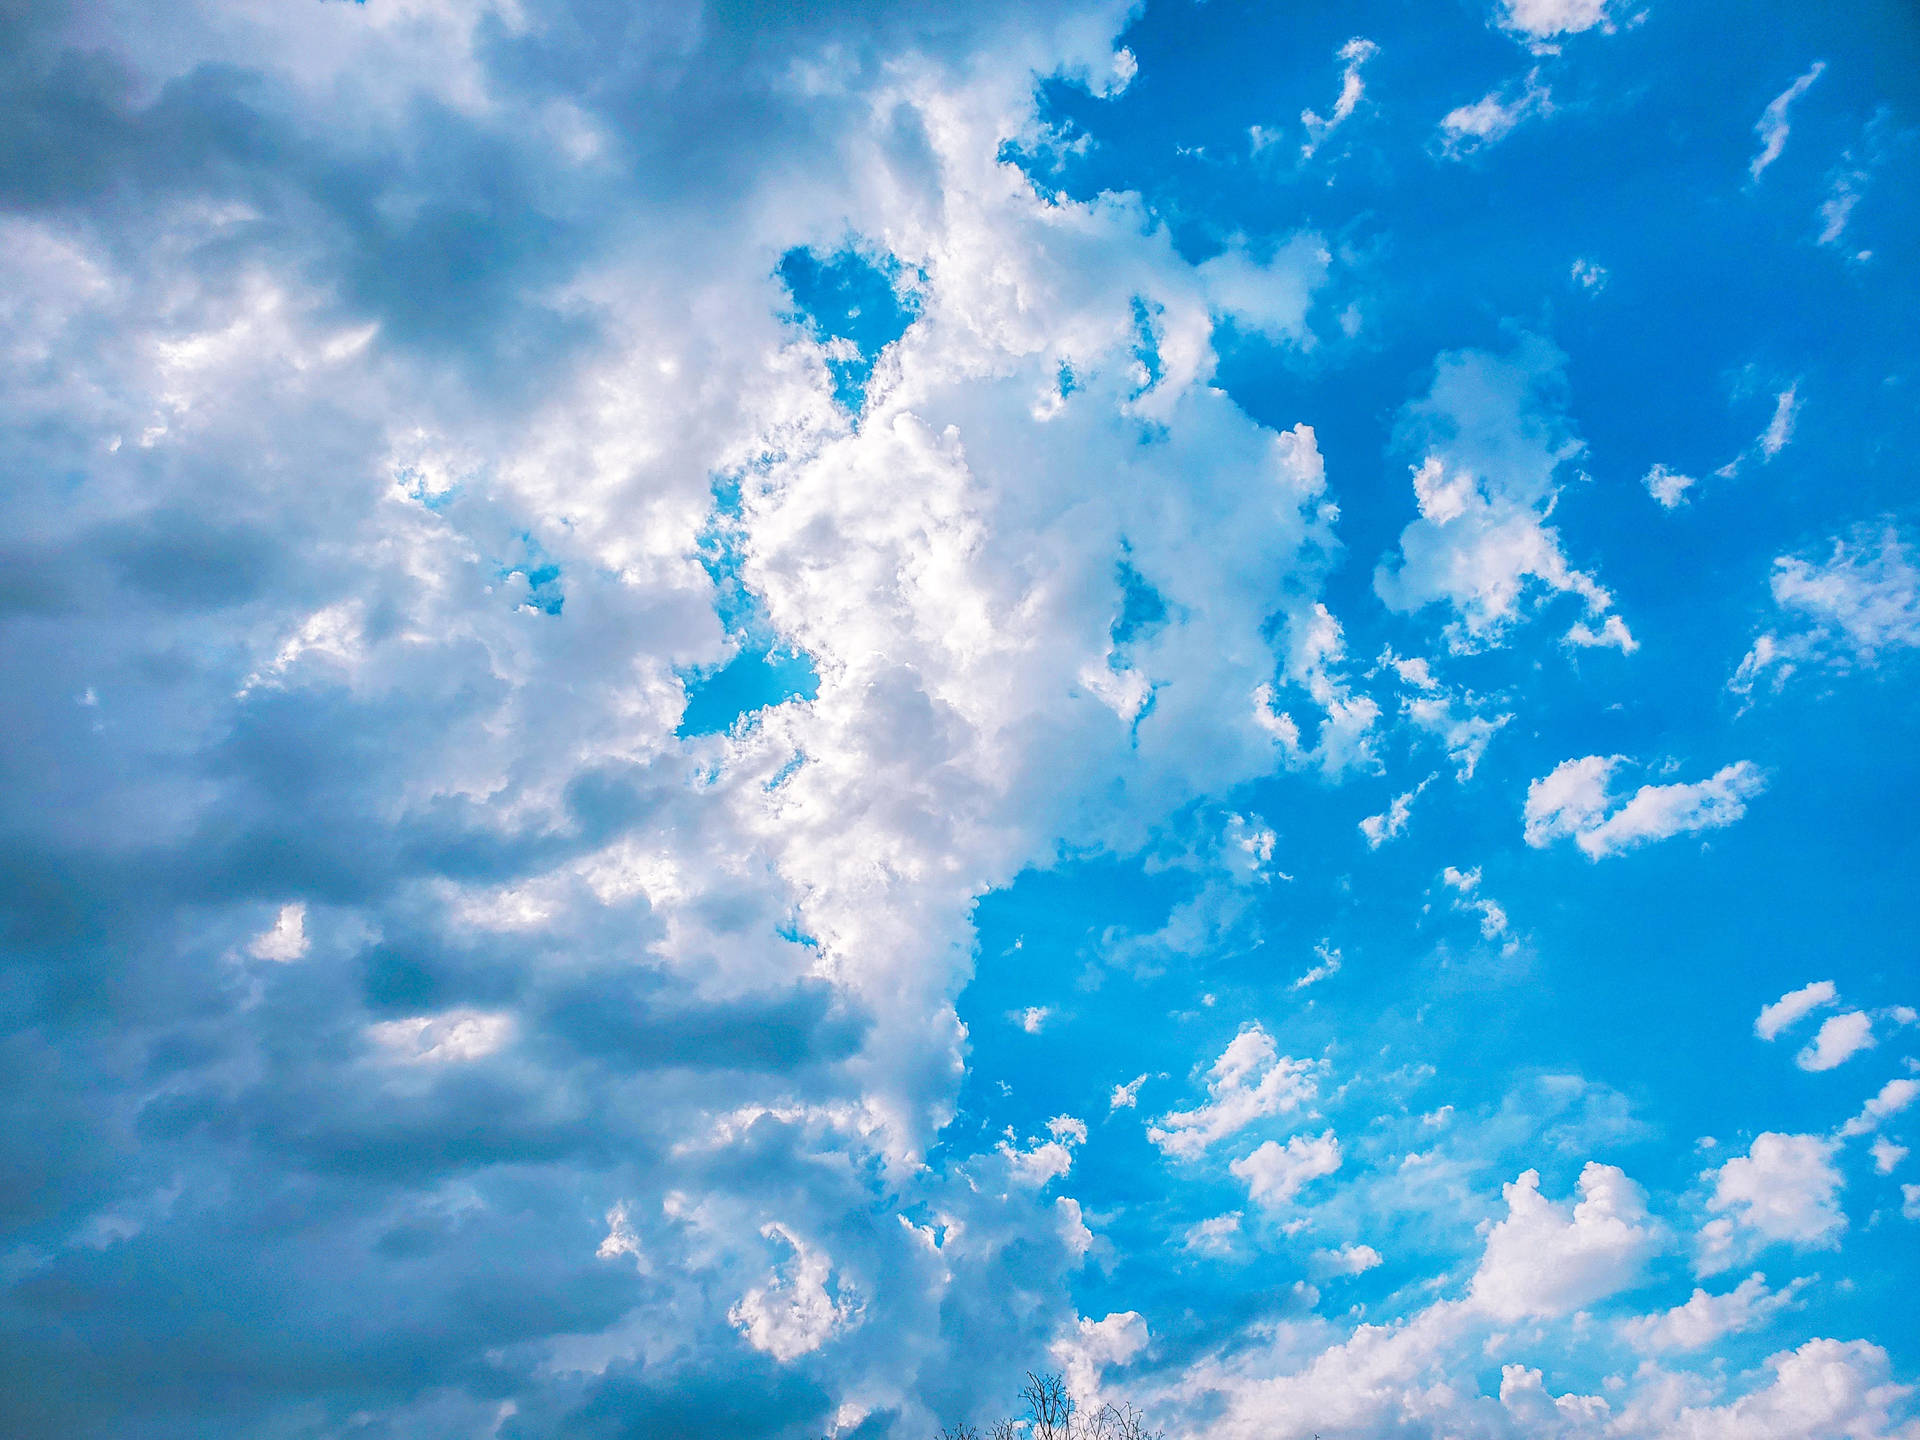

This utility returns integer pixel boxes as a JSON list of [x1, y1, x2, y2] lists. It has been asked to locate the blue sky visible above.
[[2, 0, 1918, 1436]]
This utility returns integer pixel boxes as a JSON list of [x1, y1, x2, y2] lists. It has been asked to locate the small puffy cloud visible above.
[[1621, 1272, 1806, 1352], [1440, 72, 1553, 156], [1000, 1119, 1086, 1188], [1500, 0, 1613, 38], [1870, 1138, 1908, 1174], [1313, 1242, 1384, 1276], [1291, 941, 1342, 990], [1751, 62, 1827, 181], [1843, 1078, 1920, 1138], [1796, 1012, 1876, 1072], [728, 1223, 862, 1363], [1905, 1185, 1920, 1220], [1376, 339, 1626, 653], [1756, 980, 1838, 1041], [1229, 1129, 1342, 1209], [1523, 755, 1767, 859], [1110, 1073, 1151, 1112], [595, 1202, 647, 1270], [1734, 525, 1920, 697], [1644, 463, 1698, 508], [1197, 233, 1331, 346], [1440, 865, 1510, 940], [1301, 38, 1379, 158], [1703, 1133, 1845, 1267], [248, 902, 310, 961], [1360, 776, 1430, 849], [1570, 257, 1609, 291], [1015, 1005, 1053, 1034], [1184, 1212, 1243, 1255], [365, 1008, 514, 1064], [1470, 1163, 1660, 1320], [1148, 1024, 1320, 1158]]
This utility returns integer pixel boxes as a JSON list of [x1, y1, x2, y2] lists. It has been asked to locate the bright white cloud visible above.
[[1524, 755, 1766, 859], [247, 901, 310, 961], [365, 1008, 513, 1065], [1148, 1025, 1321, 1158], [1756, 980, 1839, 1041], [1184, 1212, 1243, 1254], [1470, 1163, 1660, 1320], [1751, 62, 1827, 181], [1704, 1133, 1845, 1267], [1871, 1138, 1908, 1175], [728, 1223, 862, 1363], [1501, 0, 1612, 37], [1313, 1242, 1383, 1276], [1734, 525, 1920, 696], [1359, 777, 1428, 848], [1797, 1011, 1876, 1072], [1621, 1272, 1806, 1352], [1644, 462, 1698, 508], [1843, 1078, 1920, 1138], [1230, 1129, 1342, 1209], [1110, 1073, 1150, 1112], [1376, 339, 1626, 652]]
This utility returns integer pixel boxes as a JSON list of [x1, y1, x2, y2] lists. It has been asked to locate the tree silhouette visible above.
[[936, 1370, 1163, 1440]]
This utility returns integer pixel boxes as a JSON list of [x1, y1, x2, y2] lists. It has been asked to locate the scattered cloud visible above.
[[1751, 62, 1827, 181], [1524, 755, 1767, 859], [1301, 38, 1379, 158], [1148, 1025, 1321, 1158], [1734, 524, 1920, 697], [1440, 71, 1553, 157], [1470, 1163, 1660, 1320], [1702, 1132, 1845, 1271], [1756, 980, 1838, 1041], [1230, 1129, 1343, 1209], [1797, 1011, 1876, 1071]]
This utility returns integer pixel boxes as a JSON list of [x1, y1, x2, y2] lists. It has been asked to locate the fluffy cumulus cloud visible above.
[[1229, 1129, 1342, 1209], [1469, 1163, 1660, 1320], [1375, 338, 1629, 652], [1702, 1133, 1846, 1272], [1148, 1025, 1322, 1159], [1757, 979, 1839, 1041], [1524, 755, 1767, 859]]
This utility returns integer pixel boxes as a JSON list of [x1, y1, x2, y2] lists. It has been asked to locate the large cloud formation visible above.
[[3, 3, 1917, 1439]]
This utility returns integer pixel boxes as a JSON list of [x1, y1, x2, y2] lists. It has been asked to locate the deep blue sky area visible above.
[[2, 1, 1917, 1437]]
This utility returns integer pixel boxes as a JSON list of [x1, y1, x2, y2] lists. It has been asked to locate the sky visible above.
[[1, 0, 1918, 1436]]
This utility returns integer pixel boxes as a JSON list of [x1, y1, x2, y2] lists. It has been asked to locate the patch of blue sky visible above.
[[776, 242, 923, 415], [680, 474, 820, 738]]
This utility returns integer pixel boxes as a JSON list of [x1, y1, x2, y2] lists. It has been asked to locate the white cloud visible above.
[[1870, 1138, 1908, 1175], [1440, 865, 1510, 939], [1843, 1078, 1920, 1137], [1644, 462, 1698, 508], [247, 901, 309, 961], [1756, 979, 1838, 1041], [1751, 62, 1827, 181], [1359, 778, 1428, 848], [1148, 1025, 1321, 1158], [1500, 0, 1613, 38], [365, 1008, 514, 1065], [1760, 383, 1801, 458], [1197, 233, 1331, 345], [1230, 1129, 1342, 1209], [1905, 1185, 1920, 1221], [1381, 650, 1512, 777], [1524, 755, 1766, 859], [1621, 1272, 1806, 1352], [1470, 1163, 1660, 1320], [1570, 257, 1609, 291], [1734, 525, 1920, 696], [1655, 1337, 1917, 1440], [1109, 1073, 1150, 1112], [1300, 38, 1378, 158], [1049, 1310, 1149, 1401], [1016, 1005, 1053, 1034], [1184, 1212, 1243, 1255], [728, 1223, 862, 1363], [1440, 72, 1552, 156], [1291, 941, 1342, 990], [1703, 1132, 1845, 1267], [1376, 339, 1626, 652], [1797, 1011, 1876, 1072], [1313, 1242, 1383, 1276]]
